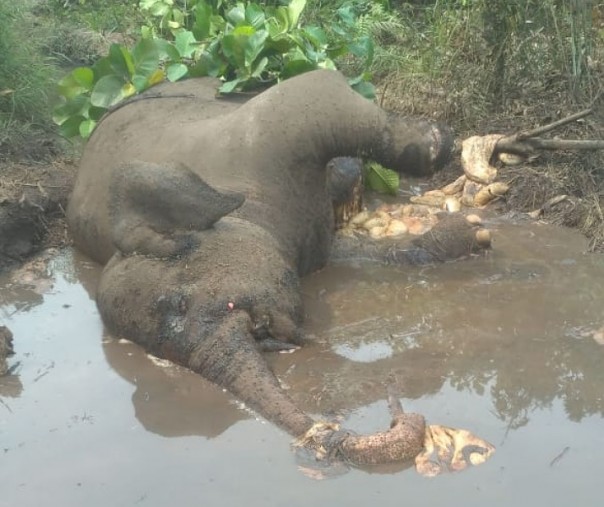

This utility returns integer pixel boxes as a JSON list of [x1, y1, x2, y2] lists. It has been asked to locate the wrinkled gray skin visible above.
[[69, 70, 484, 465]]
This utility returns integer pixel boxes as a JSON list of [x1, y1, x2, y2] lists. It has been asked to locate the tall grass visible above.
[[317, 0, 602, 130], [0, 0, 56, 158]]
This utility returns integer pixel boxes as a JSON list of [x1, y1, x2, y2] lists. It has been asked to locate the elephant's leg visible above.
[[331, 213, 491, 265], [326, 157, 364, 229], [109, 161, 244, 257], [408, 213, 491, 262]]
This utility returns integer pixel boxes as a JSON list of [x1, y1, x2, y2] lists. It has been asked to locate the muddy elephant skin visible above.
[[69, 70, 477, 466], [68, 70, 452, 272]]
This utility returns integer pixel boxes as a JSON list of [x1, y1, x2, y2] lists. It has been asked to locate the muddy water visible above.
[[2, 218, 604, 507]]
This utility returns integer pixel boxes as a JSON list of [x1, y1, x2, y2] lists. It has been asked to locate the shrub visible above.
[[54, 0, 377, 139]]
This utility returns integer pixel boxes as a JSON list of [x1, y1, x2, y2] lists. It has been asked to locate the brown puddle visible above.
[[2, 218, 604, 506]]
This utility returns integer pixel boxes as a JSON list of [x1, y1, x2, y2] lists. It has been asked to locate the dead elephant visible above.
[[68, 70, 489, 466]]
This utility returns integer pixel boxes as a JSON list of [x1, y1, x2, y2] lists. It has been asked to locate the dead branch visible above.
[[515, 108, 594, 140], [495, 137, 604, 157], [494, 105, 604, 157]]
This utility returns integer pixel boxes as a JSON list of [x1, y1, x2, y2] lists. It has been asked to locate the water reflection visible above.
[[1, 219, 603, 446], [101, 337, 246, 438], [292, 219, 604, 431]]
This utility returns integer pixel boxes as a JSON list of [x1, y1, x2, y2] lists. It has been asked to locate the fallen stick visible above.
[[494, 101, 604, 157]]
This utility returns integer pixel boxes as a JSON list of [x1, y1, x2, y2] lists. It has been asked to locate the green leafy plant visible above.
[[54, 0, 376, 139], [364, 160, 399, 195]]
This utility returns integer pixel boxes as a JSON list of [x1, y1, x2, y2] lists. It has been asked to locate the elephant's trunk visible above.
[[187, 311, 315, 436], [187, 310, 427, 465]]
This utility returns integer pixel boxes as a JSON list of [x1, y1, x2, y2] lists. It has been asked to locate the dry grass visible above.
[[371, 1, 604, 251]]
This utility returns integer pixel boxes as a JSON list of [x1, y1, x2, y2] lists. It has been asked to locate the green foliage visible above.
[[0, 0, 56, 156], [364, 160, 399, 195], [54, 0, 377, 139]]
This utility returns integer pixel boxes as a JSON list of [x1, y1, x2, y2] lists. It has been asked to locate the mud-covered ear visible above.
[[171, 162, 246, 224]]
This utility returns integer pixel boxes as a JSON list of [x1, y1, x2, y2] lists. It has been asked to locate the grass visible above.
[[0, 0, 141, 159], [0, 0, 57, 159]]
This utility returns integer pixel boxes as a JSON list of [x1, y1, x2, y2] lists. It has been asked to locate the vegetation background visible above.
[[0, 0, 603, 247]]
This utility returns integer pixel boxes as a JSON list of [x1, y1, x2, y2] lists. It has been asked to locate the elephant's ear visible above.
[[168, 162, 246, 228]]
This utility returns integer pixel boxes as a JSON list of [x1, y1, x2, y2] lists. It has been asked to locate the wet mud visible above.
[[1, 218, 604, 506]]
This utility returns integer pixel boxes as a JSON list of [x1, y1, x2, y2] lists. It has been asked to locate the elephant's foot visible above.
[[332, 211, 490, 265], [410, 212, 491, 262]]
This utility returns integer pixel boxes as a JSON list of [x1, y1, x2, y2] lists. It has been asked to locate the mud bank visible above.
[[0, 161, 75, 272]]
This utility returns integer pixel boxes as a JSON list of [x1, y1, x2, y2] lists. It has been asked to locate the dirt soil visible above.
[[0, 159, 75, 272]]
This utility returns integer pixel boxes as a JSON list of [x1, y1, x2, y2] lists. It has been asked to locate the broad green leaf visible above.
[[148, 68, 166, 85], [131, 70, 165, 92], [245, 3, 265, 29], [149, 2, 172, 16], [302, 26, 327, 48], [232, 25, 255, 36], [244, 30, 268, 67], [57, 71, 92, 99], [222, 33, 247, 68], [122, 82, 137, 99], [79, 119, 97, 139], [90, 75, 128, 108], [219, 78, 240, 93], [71, 67, 94, 90], [152, 39, 180, 62], [108, 44, 135, 80], [92, 57, 114, 80], [251, 56, 268, 78], [210, 14, 226, 34], [189, 50, 224, 77], [286, 0, 306, 28], [266, 10, 289, 37], [172, 8, 185, 26], [348, 36, 374, 67], [59, 115, 86, 138], [132, 38, 160, 79], [351, 80, 376, 99], [194, 0, 212, 39], [281, 59, 316, 79], [226, 3, 245, 26], [364, 162, 399, 195], [166, 63, 188, 81], [141, 25, 154, 39], [88, 105, 107, 121], [52, 94, 89, 124], [174, 30, 198, 58]]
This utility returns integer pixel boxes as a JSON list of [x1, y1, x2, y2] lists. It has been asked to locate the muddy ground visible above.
[[0, 159, 75, 272]]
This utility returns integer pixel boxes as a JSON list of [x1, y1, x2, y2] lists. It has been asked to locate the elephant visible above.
[[68, 70, 490, 465]]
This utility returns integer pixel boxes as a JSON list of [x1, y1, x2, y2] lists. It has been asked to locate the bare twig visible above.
[[494, 103, 603, 157], [516, 108, 594, 140], [496, 137, 604, 156]]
